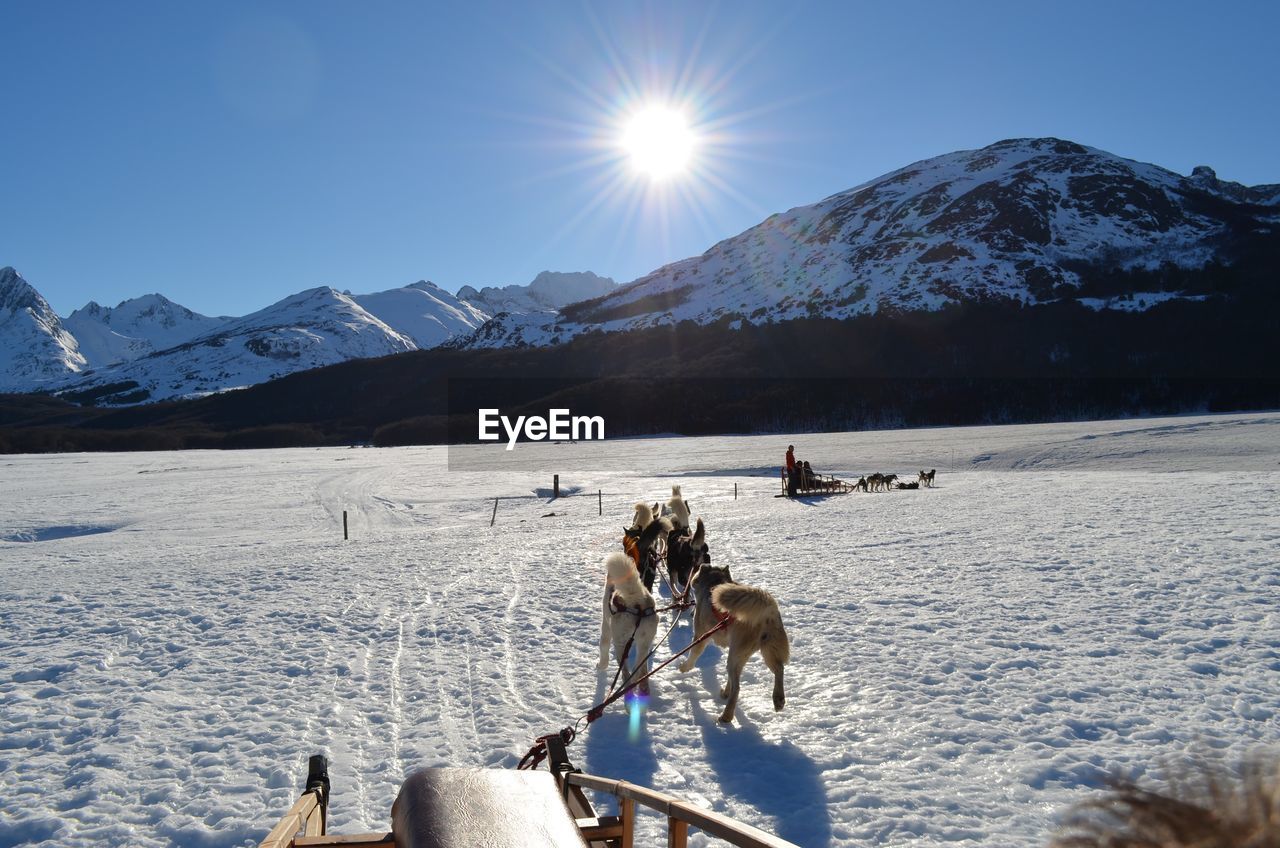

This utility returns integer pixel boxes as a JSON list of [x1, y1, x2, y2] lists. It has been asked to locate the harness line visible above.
[[515, 615, 731, 771]]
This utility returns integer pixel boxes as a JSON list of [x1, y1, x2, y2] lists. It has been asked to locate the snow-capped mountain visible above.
[[2, 272, 609, 402], [63, 287, 419, 404], [352, 280, 488, 348], [457, 138, 1280, 348], [8, 137, 1276, 403], [63, 294, 227, 368], [0, 267, 86, 391], [1, 269, 622, 401], [456, 270, 616, 316]]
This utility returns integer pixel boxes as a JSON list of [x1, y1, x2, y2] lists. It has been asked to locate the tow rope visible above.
[[515, 615, 731, 771]]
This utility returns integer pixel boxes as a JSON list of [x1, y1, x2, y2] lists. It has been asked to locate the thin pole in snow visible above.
[[598, 489, 602, 516], [343, 510, 348, 541], [553, 474, 559, 499], [734, 483, 737, 500], [491, 498, 498, 527]]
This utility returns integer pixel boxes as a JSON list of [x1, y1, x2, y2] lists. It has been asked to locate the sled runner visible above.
[[259, 748, 797, 848], [777, 468, 856, 497]]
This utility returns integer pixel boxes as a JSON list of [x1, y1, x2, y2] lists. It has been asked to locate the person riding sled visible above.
[[785, 444, 798, 496]]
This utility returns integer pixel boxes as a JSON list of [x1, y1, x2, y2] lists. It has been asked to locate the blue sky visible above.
[[3, 1, 1277, 317]]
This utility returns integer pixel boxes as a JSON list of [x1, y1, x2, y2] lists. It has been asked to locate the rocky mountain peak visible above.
[[0, 267, 50, 315]]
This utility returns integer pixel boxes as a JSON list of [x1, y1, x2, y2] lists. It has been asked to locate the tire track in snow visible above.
[[387, 613, 406, 778], [501, 557, 532, 715], [414, 567, 481, 764]]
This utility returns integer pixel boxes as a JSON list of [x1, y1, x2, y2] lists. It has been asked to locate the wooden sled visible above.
[[777, 469, 856, 498], [260, 743, 798, 848]]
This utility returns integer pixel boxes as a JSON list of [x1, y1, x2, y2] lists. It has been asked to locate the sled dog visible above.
[[679, 563, 790, 723], [882, 474, 898, 490], [597, 551, 658, 695], [623, 512, 672, 592], [666, 485, 691, 531], [630, 501, 654, 532], [854, 476, 868, 492], [666, 517, 708, 594], [918, 469, 936, 487]]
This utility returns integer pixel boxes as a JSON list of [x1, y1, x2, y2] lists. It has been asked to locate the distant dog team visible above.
[[853, 468, 938, 492]]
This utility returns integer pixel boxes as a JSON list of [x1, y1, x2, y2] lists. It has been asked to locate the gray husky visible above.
[[679, 563, 790, 723]]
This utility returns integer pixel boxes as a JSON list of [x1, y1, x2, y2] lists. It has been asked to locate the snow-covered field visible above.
[[3, 412, 1278, 847]]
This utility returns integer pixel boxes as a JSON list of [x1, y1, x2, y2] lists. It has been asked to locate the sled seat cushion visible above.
[[391, 767, 588, 848]]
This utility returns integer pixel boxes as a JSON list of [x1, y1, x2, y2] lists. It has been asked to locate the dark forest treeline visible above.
[[2, 267, 1278, 453]]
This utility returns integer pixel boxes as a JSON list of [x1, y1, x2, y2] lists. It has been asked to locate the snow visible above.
[[63, 295, 227, 368], [1076, 292, 1209, 312], [457, 271, 616, 317], [58, 288, 419, 403], [352, 281, 488, 349], [2, 411, 1278, 847], [0, 268, 87, 390], [3, 271, 617, 399]]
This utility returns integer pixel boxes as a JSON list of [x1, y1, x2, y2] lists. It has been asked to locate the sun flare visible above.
[[621, 106, 696, 180]]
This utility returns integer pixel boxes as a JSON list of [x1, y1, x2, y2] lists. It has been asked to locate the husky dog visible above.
[[630, 501, 654, 532], [679, 564, 790, 723], [623, 511, 672, 592], [666, 485, 691, 532], [896, 480, 919, 490], [666, 517, 708, 594], [918, 469, 936, 487], [854, 476, 868, 492], [597, 552, 658, 694], [882, 474, 898, 490], [867, 472, 884, 492]]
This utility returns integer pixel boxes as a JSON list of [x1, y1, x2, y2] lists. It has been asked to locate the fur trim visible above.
[[605, 551, 638, 585], [605, 551, 651, 608], [712, 583, 780, 625]]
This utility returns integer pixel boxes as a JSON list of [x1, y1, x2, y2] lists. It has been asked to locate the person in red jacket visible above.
[[785, 445, 797, 495]]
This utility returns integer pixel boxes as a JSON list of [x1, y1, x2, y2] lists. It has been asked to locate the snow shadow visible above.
[[673, 466, 781, 478], [691, 698, 833, 847], [583, 676, 659, 812], [533, 485, 583, 499], [2, 524, 120, 543], [672, 620, 832, 845]]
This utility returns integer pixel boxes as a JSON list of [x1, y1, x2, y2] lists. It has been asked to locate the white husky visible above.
[[665, 485, 691, 532], [631, 501, 654, 531], [597, 552, 658, 694]]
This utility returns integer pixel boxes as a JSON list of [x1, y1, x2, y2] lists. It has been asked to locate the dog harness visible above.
[[610, 593, 655, 618]]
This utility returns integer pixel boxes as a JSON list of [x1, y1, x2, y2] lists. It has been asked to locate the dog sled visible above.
[[259, 748, 798, 848], [777, 469, 856, 497]]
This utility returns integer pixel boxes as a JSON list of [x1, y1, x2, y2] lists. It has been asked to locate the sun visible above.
[[621, 105, 696, 180]]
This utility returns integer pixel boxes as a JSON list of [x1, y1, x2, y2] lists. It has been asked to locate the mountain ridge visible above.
[[456, 137, 1279, 348], [5, 136, 1277, 402], [0, 270, 612, 401]]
